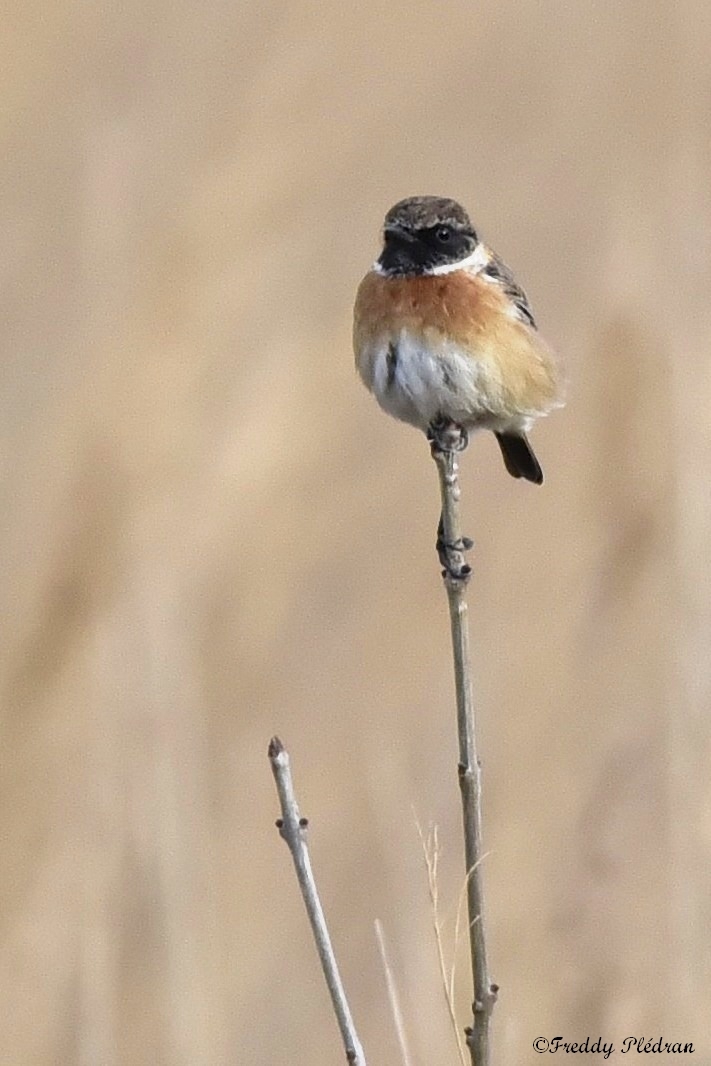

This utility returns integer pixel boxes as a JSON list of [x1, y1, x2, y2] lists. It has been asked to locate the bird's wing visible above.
[[481, 250, 537, 329]]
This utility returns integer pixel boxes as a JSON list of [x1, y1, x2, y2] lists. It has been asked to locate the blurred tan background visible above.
[[2, 1, 711, 1063]]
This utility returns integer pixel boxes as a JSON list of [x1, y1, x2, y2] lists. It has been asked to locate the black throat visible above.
[[377, 226, 475, 277]]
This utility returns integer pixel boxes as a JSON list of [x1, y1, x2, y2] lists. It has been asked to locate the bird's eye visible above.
[[436, 226, 451, 243]]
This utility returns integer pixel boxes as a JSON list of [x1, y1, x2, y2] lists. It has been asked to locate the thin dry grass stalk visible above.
[[374, 919, 415, 1066], [416, 821, 469, 1066]]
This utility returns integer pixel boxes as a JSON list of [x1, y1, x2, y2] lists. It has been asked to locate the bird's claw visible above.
[[427, 419, 469, 455]]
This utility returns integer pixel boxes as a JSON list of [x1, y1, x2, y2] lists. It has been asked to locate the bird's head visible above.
[[377, 196, 479, 277]]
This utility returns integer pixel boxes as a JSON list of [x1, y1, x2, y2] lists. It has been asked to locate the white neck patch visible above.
[[424, 243, 489, 276], [371, 242, 489, 278]]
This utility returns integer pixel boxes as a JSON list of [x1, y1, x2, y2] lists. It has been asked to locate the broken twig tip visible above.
[[268, 735, 284, 759]]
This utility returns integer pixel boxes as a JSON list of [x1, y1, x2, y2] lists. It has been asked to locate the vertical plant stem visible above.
[[431, 439, 498, 1066], [268, 737, 367, 1066], [374, 919, 415, 1066]]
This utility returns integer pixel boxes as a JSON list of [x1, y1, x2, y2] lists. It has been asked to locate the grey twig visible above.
[[430, 428, 498, 1066], [268, 736, 367, 1066]]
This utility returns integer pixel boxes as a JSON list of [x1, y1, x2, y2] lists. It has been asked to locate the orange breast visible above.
[[354, 271, 495, 343], [353, 270, 561, 417]]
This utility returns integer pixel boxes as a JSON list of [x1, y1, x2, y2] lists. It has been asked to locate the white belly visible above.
[[364, 330, 503, 430]]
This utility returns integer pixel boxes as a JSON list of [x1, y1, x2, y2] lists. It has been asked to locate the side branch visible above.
[[268, 736, 367, 1066], [429, 430, 498, 1066]]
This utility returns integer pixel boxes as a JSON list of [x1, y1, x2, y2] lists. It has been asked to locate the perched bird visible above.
[[353, 196, 562, 483]]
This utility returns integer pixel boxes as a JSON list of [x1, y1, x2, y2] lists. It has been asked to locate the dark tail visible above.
[[495, 432, 544, 485]]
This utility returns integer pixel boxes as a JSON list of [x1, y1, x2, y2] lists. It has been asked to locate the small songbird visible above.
[[353, 196, 562, 483]]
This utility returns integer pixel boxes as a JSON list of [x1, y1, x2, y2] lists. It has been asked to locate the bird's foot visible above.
[[427, 418, 469, 456]]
